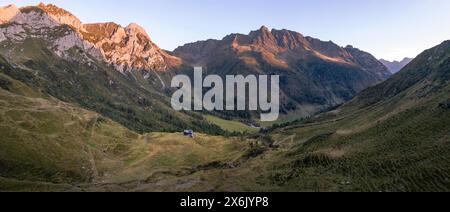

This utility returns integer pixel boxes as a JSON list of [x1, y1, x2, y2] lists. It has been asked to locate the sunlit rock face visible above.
[[83, 22, 181, 73], [36, 3, 84, 31], [0, 3, 181, 73]]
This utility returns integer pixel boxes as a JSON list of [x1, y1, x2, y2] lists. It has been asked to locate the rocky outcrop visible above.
[[0, 31, 5, 42], [83, 22, 181, 72], [0, 5, 102, 62], [0, 24, 25, 42]]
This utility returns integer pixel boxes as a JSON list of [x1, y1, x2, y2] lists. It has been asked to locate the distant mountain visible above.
[[380, 57, 414, 74], [174, 26, 391, 118]]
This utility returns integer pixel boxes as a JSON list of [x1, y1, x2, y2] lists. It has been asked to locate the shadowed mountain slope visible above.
[[174, 26, 391, 118]]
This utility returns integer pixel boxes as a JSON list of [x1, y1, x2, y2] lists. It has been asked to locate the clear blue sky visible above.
[[1, 0, 450, 61]]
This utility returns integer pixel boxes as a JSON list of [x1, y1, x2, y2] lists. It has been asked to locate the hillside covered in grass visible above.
[[221, 41, 450, 191], [0, 76, 254, 191]]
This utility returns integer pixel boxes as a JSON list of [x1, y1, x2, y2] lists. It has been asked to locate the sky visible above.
[[1, 0, 450, 61]]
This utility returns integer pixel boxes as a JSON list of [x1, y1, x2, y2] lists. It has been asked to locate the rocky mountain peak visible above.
[[250, 25, 275, 40], [260, 25, 269, 30], [271, 29, 307, 50], [36, 3, 83, 30], [0, 3, 181, 73], [126, 23, 149, 35], [244, 27, 349, 59], [259, 25, 270, 33], [82, 22, 181, 72], [0, 4, 103, 60], [247, 26, 285, 52]]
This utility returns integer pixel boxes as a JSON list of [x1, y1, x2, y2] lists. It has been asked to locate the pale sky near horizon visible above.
[[1, 0, 450, 61]]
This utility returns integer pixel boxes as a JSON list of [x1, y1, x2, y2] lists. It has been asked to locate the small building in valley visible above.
[[184, 130, 194, 138]]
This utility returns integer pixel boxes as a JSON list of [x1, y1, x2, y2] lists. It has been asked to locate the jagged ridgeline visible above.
[[173, 26, 392, 120], [1, 3, 393, 130], [0, 4, 222, 134]]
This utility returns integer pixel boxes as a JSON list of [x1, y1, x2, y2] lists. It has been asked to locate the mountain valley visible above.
[[0, 3, 449, 192]]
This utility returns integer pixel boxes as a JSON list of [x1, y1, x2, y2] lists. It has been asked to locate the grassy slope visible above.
[[0, 75, 135, 190], [204, 115, 259, 134], [212, 41, 450, 192], [248, 84, 450, 191], [110, 41, 449, 192], [0, 77, 251, 191]]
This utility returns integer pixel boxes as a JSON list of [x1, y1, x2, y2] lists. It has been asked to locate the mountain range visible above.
[[0, 3, 223, 134], [0, 3, 392, 124], [174, 26, 391, 118], [380, 57, 414, 73]]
